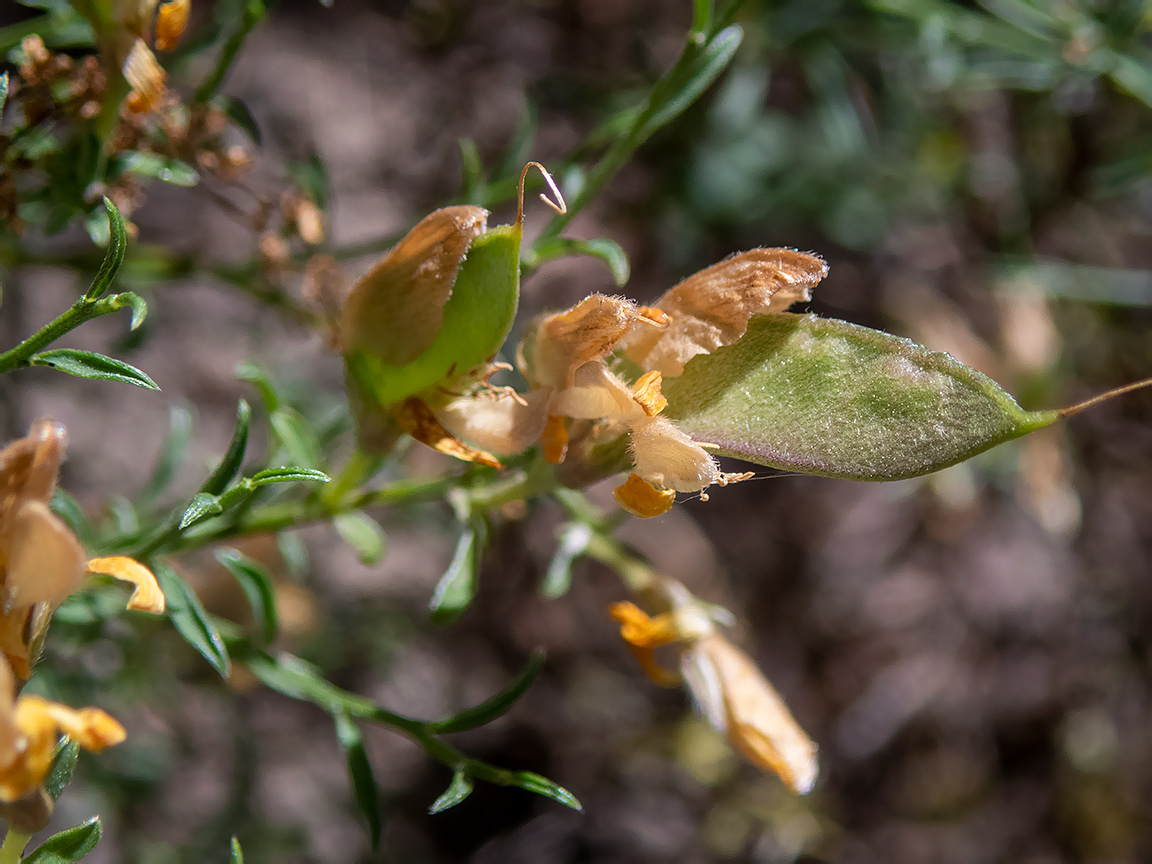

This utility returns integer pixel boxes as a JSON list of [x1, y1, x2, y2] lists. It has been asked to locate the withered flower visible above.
[[437, 248, 824, 516], [0, 422, 165, 680], [609, 579, 818, 795]]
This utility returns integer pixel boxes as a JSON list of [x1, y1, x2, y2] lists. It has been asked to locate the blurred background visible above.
[[4, 0, 1152, 861]]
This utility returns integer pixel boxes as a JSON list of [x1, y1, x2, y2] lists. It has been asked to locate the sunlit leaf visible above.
[[31, 349, 158, 390], [428, 770, 473, 814], [24, 817, 101, 863]]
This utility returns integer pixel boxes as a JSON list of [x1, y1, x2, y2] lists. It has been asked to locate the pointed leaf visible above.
[[84, 198, 127, 300], [216, 549, 278, 643], [428, 770, 473, 814], [270, 407, 322, 470], [43, 739, 80, 802], [230, 837, 244, 864], [506, 771, 582, 811], [156, 565, 231, 678], [333, 512, 386, 565], [541, 522, 592, 599], [433, 649, 545, 733], [235, 361, 282, 412], [429, 521, 485, 624], [31, 349, 158, 390], [334, 713, 383, 849], [202, 400, 251, 495], [179, 492, 223, 529], [138, 405, 193, 505], [24, 817, 101, 863], [663, 314, 1059, 481], [250, 467, 331, 485], [109, 291, 148, 330]]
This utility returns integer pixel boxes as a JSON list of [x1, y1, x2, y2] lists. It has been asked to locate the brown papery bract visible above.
[[340, 205, 488, 365], [624, 248, 828, 376]]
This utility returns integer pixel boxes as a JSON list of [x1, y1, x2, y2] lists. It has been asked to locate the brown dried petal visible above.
[[532, 294, 661, 389], [341, 206, 488, 365], [624, 248, 828, 377], [6, 500, 85, 609], [0, 421, 66, 504]]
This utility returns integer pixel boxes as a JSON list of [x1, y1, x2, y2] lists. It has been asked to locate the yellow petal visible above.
[[608, 602, 680, 687], [623, 249, 828, 377], [629, 417, 719, 493], [612, 472, 675, 518], [122, 38, 167, 112], [531, 295, 664, 389], [692, 634, 818, 795], [86, 556, 166, 614], [340, 206, 488, 365], [631, 370, 668, 417], [6, 499, 86, 608], [395, 397, 503, 469], [154, 0, 190, 52]]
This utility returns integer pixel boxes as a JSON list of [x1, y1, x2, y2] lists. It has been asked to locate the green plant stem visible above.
[[0, 294, 127, 373], [0, 829, 30, 864], [194, 0, 267, 103], [531, 15, 734, 251]]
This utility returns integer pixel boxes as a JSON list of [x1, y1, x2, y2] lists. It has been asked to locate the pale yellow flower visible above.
[[609, 580, 818, 795]]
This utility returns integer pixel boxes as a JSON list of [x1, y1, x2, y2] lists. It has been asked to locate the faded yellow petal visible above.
[[340, 206, 488, 365], [122, 38, 166, 112], [532, 294, 664, 389], [154, 0, 190, 52], [629, 416, 719, 493], [550, 362, 640, 421], [0, 421, 67, 504], [433, 387, 550, 457], [612, 472, 675, 518], [395, 397, 503, 469], [6, 499, 86, 608], [86, 556, 166, 614], [695, 634, 818, 795], [624, 248, 828, 377], [631, 370, 668, 417]]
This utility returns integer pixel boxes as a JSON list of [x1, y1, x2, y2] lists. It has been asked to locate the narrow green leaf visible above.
[[84, 198, 127, 300], [31, 349, 158, 390], [506, 771, 582, 811], [217, 94, 263, 145], [334, 713, 383, 849], [43, 739, 80, 802], [245, 650, 377, 717], [458, 137, 485, 205], [429, 521, 485, 624], [277, 530, 309, 579], [428, 771, 473, 814], [533, 238, 630, 287], [179, 492, 223, 529], [270, 407, 322, 470], [216, 549, 279, 643], [663, 314, 1059, 481], [138, 405, 193, 505], [117, 151, 199, 186], [109, 291, 148, 330], [333, 512, 386, 565], [156, 565, 231, 678], [433, 649, 545, 733], [202, 399, 251, 495], [235, 361, 282, 412], [0, 72, 9, 116], [638, 25, 743, 142], [24, 817, 101, 863], [230, 837, 244, 864], [541, 522, 592, 599], [250, 467, 331, 485], [50, 488, 91, 545]]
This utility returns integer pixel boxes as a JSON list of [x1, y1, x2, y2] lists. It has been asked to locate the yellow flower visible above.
[[609, 580, 818, 795], [0, 655, 125, 805], [0, 422, 165, 681], [429, 248, 826, 517]]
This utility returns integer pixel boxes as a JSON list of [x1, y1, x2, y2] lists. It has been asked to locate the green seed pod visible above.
[[661, 313, 1060, 481]]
